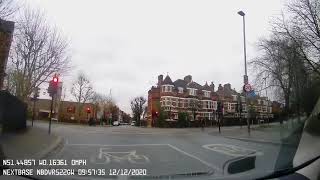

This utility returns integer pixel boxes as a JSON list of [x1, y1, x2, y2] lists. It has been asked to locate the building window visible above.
[[230, 103, 235, 111], [188, 88, 197, 96], [232, 95, 237, 101], [242, 104, 247, 112], [178, 87, 184, 93], [241, 96, 245, 102], [212, 101, 217, 110], [203, 91, 210, 98], [162, 85, 173, 92], [262, 106, 267, 112]]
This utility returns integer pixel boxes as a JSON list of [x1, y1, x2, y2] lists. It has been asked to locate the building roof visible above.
[[162, 75, 174, 85], [173, 79, 187, 89], [187, 81, 202, 89], [202, 82, 212, 91]]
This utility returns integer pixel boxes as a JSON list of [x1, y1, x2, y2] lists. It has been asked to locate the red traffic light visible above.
[[86, 107, 91, 113], [53, 77, 58, 83]]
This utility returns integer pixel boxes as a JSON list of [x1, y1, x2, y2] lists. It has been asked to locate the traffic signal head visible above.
[[86, 107, 91, 113], [53, 76, 58, 83], [48, 75, 59, 97]]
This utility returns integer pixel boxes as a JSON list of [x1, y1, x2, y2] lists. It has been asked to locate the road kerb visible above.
[[224, 136, 293, 146], [36, 136, 64, 159]]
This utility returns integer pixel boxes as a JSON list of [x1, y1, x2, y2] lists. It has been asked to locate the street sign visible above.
[[247, 90, 256, 98], [243, 84, 252, 92]]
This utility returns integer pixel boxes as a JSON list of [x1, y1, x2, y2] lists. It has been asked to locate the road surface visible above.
[[29, 121, 293, 179]]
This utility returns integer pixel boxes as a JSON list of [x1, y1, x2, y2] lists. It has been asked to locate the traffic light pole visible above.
[[49, 95, 54, 134], [32, 99, 36, 126], [218, 113, 221, 133], [247, 101, 250, 134]]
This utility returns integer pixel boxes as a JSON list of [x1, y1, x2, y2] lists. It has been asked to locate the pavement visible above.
[[0, 123, 63, 160], [0, 119, 305, 179], [213, 117, 306, 146]]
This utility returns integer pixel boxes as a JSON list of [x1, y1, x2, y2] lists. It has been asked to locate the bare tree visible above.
[[71, 72, 94, 122], [0, 0, 19, 19], [250, 33, 309, 117], [189, 99, 201, 121], [273, 0, 320, 76], [130, 96, 146, 126], [8, 7, 70, 101]]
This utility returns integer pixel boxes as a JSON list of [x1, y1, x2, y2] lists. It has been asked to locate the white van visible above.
[[113, 121, 120, 126]]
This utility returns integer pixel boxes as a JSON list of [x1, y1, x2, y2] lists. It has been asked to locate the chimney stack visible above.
[[224, 83, 231, 90], [210, 82, 215, 92], [184, 75, 192, 83], [157, 74, 163, 87]]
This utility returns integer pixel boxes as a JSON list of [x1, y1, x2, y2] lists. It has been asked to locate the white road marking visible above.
[[202, 144, 264, 157], [166, 144, 222, 173], [66, 142, 168, 147], [91, 148, 150, 164], [64, 141, 222, 173]]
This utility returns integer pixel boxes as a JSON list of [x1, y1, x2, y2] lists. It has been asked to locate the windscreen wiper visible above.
[[256, 155, 320, 180]]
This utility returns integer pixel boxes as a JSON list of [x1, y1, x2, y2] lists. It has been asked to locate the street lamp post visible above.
[[263, 77, 270, 125], [238, 10, 250, 133]]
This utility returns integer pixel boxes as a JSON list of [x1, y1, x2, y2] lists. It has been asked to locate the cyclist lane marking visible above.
[[91, 147, 150, 165], [65, 142, 221, 166], [202, 144, 264, 157]]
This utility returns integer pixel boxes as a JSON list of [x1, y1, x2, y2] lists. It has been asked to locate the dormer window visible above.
[[188, 88, 197, 96], [232, 95, 237, 101], [203, 91, 210, 98], [162, 85, 173, 92], [178, 87, 184, 93]]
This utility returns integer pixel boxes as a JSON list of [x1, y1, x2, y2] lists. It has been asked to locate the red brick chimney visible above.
[[157, 74, 163, 87]]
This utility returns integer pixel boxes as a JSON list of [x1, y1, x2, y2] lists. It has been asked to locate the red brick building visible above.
[[147, 74, 273, 127], [28, 99, 96, 123]]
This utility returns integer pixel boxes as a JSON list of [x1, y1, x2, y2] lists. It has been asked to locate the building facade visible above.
[[0, 19, 14, 90], [28, 98, 96, 123], [147, 74, 273, 127]]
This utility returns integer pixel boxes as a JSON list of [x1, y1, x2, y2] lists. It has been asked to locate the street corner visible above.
[[55, 143, 216, 177], [38, 136, 65, 159]]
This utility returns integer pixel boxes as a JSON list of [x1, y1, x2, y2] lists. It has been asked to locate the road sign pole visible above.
[[49, 95, 54, 134]]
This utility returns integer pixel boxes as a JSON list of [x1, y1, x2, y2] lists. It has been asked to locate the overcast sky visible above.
[[26, 0, 285, 114]]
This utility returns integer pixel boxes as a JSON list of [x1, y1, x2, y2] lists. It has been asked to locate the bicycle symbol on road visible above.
[[202, 144, 263, 157], [91, 148, 150, 164]]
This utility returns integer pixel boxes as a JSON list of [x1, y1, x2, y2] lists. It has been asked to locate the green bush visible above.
[[177, 112, 189, 128]]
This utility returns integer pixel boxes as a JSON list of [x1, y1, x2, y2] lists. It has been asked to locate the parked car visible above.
[[131, 121, 136, 126], [113, 121, 120, 126]]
